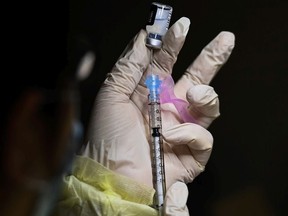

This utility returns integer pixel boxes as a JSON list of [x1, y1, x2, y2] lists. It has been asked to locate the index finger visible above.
[[152, 17, 191, 77], [104, 30, 150, 98]]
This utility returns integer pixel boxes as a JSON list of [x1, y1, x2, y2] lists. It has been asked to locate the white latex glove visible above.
[[81, 17, 235, 214]]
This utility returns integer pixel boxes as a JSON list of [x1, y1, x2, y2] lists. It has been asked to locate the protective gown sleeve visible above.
[[52, 155, 157, 216]]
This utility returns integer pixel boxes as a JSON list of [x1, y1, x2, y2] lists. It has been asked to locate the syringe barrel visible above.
[[146, 74, 166, 214], [151, 128, 166, 212], [148, 100, 161, 128], [146, 74, 162, 129]]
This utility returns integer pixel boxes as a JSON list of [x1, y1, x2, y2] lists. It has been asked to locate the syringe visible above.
[[145, 2, 173, 215], [145, 50, 166, 215]]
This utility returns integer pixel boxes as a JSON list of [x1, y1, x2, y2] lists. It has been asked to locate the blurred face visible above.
[[0, 79, 82, 216], [3, 82, 80, 185]]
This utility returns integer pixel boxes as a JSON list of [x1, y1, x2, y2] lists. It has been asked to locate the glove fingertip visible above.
[[176, 17, 191, 36], [164, 182, 189, 216], [186, 85, 220, 128], [186, 85, 218, 106], [166, 17, 190, 39], [217, 31, 235, 50]]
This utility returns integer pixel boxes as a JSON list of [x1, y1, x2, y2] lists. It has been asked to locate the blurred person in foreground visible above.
[[0, 23, 90, 214]]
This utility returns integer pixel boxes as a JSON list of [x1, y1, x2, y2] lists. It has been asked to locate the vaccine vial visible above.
[[146, 2, 173, 49]]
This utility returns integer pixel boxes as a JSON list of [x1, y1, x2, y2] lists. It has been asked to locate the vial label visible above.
[[147, 4, 157, 26]]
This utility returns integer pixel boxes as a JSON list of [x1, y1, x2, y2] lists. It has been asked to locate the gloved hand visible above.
[[81, 17, 235, 215]]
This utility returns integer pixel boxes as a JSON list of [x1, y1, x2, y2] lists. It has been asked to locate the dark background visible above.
[[23, 0, 288, 215]]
